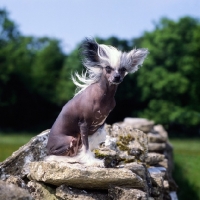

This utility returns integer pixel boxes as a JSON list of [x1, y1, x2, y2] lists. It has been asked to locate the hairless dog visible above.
[[46, 38, 148, 167]]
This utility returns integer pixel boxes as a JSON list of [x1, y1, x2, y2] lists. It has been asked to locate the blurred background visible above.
[[0, 0, 200, 199]]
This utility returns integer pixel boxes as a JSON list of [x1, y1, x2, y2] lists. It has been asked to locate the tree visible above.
[[0, 9, 66, 130], [134, 17, 200, 128], [1, 8, 199, 133], [31, 38, 65, 104], [55, 47, 82, 105]]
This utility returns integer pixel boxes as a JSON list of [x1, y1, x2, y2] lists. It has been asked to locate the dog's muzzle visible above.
[[112, 75, 122, 84]]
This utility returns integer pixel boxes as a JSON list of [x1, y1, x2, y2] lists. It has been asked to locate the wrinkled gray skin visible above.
[[47, 39, 147, 157], [47, 72, 120, 156]]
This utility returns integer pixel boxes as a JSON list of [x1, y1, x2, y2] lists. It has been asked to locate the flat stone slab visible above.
[[122, 118, 154, 133], [108, 186, 148, 200], [148, 143, 166, 152], [147, 132, 167, 143], [146, 153, 165, 165], [27, 181, 57, 200], [28, 161, 145, 190], [56, 185, 108, 200]]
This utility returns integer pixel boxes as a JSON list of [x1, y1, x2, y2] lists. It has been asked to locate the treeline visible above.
[[0, 9, 200, 135]]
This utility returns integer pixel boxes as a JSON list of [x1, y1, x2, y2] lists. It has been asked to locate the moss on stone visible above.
[[94, 149, 121, 168], [94, 149, 106, 159], [123, 158, 135, 163], [118, 134, 134, 145], [116, 141, 129, 151]]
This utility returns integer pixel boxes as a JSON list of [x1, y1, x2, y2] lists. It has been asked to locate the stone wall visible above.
[[0, 118, 178, 200]]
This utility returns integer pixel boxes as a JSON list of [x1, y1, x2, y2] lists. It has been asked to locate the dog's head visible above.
[[81, 38, 149, 85]]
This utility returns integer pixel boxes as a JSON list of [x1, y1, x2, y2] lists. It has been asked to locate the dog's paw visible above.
[[78, 149, 105, 167], [85, 159, 105, 168]]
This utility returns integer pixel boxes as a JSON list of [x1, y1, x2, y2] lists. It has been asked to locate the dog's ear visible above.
[[125, 48, 149, 73], [81, 38, 100, 66], [81, 38, 108, 67], [81, 38, 99, 64]]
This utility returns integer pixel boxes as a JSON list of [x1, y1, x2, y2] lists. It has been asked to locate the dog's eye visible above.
[[105, 66, 112, 73], [120, 67, 126, 72]]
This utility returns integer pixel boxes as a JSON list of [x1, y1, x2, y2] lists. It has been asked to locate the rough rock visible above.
[[148, 142, 166, 152], [170, 191, 179, 200], [27, 180, 57, 200], [6, 175, 27, 189], [147, 132, 167, 143], [28, 161, 145, 190], [0, 129, 50, 180], [104, 124, 148, 163], [94, 147, 120, 168], [123, 163, 146, 179], [145, 153, 165, 166], [159, 142, 178, 191], [56, 185, 108, 200], [148, 167, 165, 188], [108, 186, 148, 200], [148, 167, 166, 199], [0, 117, 178, 199], [147, 125, 168, 143], [154, 125, 168, 139], [0, 180, 32, 200], [121, 118, 154, 133]]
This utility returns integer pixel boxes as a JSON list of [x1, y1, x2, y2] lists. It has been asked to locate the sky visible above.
[[1, 0, 200, 53]]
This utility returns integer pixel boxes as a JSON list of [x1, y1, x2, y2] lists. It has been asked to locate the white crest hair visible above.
[[72, 38, 149, 96]]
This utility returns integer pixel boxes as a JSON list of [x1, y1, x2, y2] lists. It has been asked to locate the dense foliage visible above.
[[0, 9, 66, 130], [0, 9, 200, 134], [135, 17, 200, 128]]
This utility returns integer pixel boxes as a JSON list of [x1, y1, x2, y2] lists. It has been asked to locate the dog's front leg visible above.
[[79, 122, 89, 153], [79, 122, 104, 167]]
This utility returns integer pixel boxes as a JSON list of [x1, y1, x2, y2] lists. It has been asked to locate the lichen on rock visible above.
[[101, 124, 148, 165]]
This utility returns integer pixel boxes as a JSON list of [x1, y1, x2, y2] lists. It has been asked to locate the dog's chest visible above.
[[89, 109, 109, 132], [85, 87, 116, 133]]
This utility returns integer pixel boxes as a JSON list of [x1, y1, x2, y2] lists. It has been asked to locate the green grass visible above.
[[170, 138, 200, 200], [0, 133, 35, 162]]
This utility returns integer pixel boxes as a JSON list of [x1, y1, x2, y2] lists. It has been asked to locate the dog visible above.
[[45, 38, 149, 167]]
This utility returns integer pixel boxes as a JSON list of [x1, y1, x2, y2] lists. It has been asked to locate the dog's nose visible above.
[[114, 74, 120, 82]]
